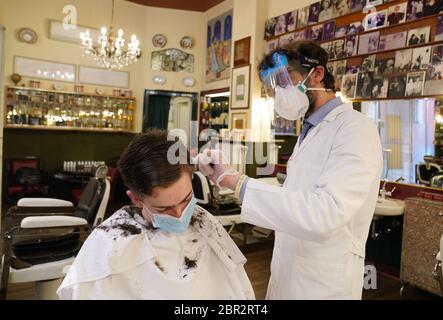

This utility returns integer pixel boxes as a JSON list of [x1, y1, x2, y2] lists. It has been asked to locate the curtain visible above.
[[143, 93, 172, 131]]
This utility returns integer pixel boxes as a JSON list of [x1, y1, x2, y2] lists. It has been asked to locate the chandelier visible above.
[[80, 0, 141, 69]]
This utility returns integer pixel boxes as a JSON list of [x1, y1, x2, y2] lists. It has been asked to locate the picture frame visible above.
[[231, 112, 247, 130], [231, 65, 250, 110], [234, 37, 251, 67], [13, 56, 76, 83]]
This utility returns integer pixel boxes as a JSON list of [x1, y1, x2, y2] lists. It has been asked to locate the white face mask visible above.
[[273, 68, 327, 121]]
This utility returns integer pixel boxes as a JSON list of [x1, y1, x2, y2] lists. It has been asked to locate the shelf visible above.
[[7, 86, 136, 101], [265, 0, 426, 42], [4, 124, 135, 134], [345, 94, 443, 102]]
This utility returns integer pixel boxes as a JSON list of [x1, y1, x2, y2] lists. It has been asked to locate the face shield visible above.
[[259, 51, 323, 121]]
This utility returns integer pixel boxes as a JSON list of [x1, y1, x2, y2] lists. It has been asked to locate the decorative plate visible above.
[[152, 34, 167, 48], [182, 76, 196, 87], [153, 74, 166, 85], [180, 36, 194, 50], [18, 28, 38, 44]]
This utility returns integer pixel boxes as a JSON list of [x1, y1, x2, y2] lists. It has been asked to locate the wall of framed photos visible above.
[[264, 0, 443, 102]]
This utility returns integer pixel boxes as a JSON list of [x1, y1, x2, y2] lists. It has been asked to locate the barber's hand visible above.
[[195, 149, 241, 191]]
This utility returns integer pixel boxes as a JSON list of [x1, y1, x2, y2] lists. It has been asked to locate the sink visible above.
[[374, 197, 405, 217]]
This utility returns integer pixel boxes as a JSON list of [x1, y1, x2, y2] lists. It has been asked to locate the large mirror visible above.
[[359, 99, 442, 187]]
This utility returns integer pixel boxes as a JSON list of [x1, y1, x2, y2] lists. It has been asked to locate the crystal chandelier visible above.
[[80, 0, 141, 69]]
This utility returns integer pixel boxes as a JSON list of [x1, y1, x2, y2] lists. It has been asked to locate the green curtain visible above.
[[143, 93, 171, 131]]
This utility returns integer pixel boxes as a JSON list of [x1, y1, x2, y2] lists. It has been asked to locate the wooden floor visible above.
[[4, 239, 443, 300]]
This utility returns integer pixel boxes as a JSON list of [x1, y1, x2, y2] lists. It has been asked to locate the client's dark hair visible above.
[[118, 129, 193, 197], [258, 40, 336, 92]]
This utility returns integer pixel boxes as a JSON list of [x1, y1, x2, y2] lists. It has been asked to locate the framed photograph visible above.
[[265, 39, 279, 54], [333, 0, 351, 17], [355, 71, 374, 99], [310, 25, 324, 41], [372, 76, 389, 98], [375, 57, 396, 76], [367, 0, 384, 6], [407, 26, 431, 46], [387, 2, 407, 26], [231, 112, 247, 130], [411, 46, 431, 70], [348, 22, 365, 34], [426, 44, 443, 80], [234, 37, 251, 67], [323, 21, 336, 41], [362, 54, 376, 71], [273, 11, 298, 36], [321, 41, 335, 59], [308, 2, 321, 25], [344, 35, 358, 56], [358, 31, 380, 55], [334, 60, 347, 76], [405, 71, 426, 96], [265, 17, 277, 38], [388, 76, 407, 97], [395, 48, 413, 72], [350, 0, 366, 13], [406, 0, 425, 21], [293, 29, 310, 41], [378, 31, 407, 51], [285, 10, 298, 33], [297, 6, 310, 28], [319, 0, 334, 22], [364, 9, 388, 31], [331, 39, 345, 59], [231, 65, 251, 109], [274, 14, 288, 36], [335, 25, 348, 38], [436, 15, 443, 41], [341, 74, 358, 99]]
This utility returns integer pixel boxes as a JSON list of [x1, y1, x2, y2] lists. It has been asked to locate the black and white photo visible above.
[[387, 2, 407, 25], [310, 25, 324, 42], [388, 76, 407, 97], [407, 26, 430, 46], [297, 5, 310, 28], [436, 15, 443, 41], [332, 39, 345, 58], [319, 0, 334, 22], [411, 46, 431, 70], [355, 71, 374, 99], [405, 71, 425, 96], [406, 0, 425, 21], [395, 48, 413, 72], [372, 76, 390, 98], [350, 0, 367, 13], [362, 54, 376, 71], [378, 31, 407, 51], [344, 35, 358, 56], [323, 21, 336, 41], [265, 17, 276, 38], [348, 21, 365, 34], [335, 25, 348, 38], [308, 2, 321, 24], [341, 73, 358, 98], [333, 0, 351, 17], [358, 31, 380, 55]]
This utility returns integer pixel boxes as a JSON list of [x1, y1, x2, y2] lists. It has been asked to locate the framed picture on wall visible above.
[[231, 112, 247, 130], [231, 65, 250, 109], [234, 37, 251, 67]]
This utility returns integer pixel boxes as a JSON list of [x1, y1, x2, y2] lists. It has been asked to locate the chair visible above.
[[416, 162, 442, 186], [192, 171, 211, 206], [5, 157, 47, 204], [0, 165, 110, 300]]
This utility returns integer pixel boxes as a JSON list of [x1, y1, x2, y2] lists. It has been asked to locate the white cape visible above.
[[57, 205, 255, 300]]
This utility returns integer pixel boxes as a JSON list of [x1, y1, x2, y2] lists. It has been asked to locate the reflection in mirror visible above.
[[360, 99, 438, 186], [151, 48, 194, 73]]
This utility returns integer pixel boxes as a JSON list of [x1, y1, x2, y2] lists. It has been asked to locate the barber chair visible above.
[[434, 235, 443, 295], [416, 162, 442, 186], [0, 165, 110, 300]]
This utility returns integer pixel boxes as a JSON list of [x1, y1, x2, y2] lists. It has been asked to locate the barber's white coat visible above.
[[57, 206, 255, 300], [242, 103, 383, 300]]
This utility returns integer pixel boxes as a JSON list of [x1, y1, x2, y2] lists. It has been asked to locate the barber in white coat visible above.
[[198, 41, 383, 300]]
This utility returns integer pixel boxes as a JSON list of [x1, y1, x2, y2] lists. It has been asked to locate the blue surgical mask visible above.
[[143, 196, 197, 234]]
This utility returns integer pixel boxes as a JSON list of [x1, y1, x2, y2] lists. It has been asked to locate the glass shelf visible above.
[[4, 86, 136, 132]]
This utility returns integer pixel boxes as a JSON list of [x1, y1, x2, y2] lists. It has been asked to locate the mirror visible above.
[[151, 48, 194, 73], [14, 56, 76, 83], [359, 99, 441, 187]]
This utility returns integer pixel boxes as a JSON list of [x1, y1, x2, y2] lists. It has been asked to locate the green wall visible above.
[[3, 129, 136, 175]]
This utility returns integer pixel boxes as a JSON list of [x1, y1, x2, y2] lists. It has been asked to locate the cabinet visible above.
[[4, 86, 136, 133], [401, 197, 443, 297]]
